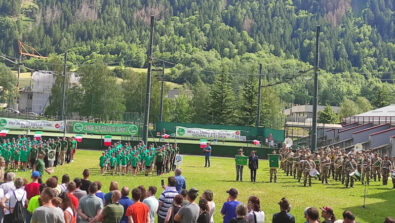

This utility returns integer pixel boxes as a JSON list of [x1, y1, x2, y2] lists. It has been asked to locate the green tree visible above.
[[45, 55, 67, 116], [191, 80, 210, 124], [318, 104, 338, 124], [372, 86, 391, 108], [79, 61, 125, 120], [339, 98, 359, 118], [170, 94, 193, 123], [355, 96, 372, 113], [208, 70, 235, 124], [0, 63, 17, 104], [238, 75, 257, 126]]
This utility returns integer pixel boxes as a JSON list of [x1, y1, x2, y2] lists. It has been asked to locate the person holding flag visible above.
[[203, 142, 211, 168]]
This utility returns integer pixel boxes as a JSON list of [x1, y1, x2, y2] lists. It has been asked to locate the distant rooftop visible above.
[[355, 104, 395, 117], [283, 105, 340, 116]]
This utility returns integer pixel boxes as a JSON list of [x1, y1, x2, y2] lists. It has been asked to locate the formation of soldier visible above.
[[279, 145, 395, 188], [1, 135, 77, 171], [99, 141, 180, 176]]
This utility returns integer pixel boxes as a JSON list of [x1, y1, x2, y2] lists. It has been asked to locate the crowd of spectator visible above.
[[0, 168, 393, 223]]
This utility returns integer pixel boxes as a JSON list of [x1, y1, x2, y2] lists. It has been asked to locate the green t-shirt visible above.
[[20, 150, 28, 162], [110, 157, 116, 167], [35, 158, 45, 177], [102, 203, 124, 223], [61, 141, 67, 151], [67, 141, 73, 152], [72, 140, 77, 149], [100, 155, 107, 167], [27, 195, 40, 213], [121, 155, 128, 166], [156, 152, 163, 162], [131, 156, 139, 167], [145, 155, 153, 167], [30, 148, 38, 160]]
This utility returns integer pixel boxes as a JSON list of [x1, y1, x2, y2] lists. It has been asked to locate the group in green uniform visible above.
[[0, 135, 78, 176], [99, 141, 180, 176]]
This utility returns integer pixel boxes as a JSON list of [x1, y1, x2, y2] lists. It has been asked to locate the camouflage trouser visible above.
[[303, 170, 311, 186], [270, 168, 277, 183], [345, 170, 354, 188], [286, 161, 293, 176], [335, 167, 342, 181], [292, 162, 297, 178], [361, 168, 370, 184], [321, 166, 329, 184], [329, 164, 335, 179], [373, 167, 381, 181], [382, 169, 390, 185], [342, 169, 347, 184], [297, 167, 303, 182]]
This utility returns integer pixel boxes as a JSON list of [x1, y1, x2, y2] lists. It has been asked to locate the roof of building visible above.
[[283, 105, 340, 115], [354, 104, 395, 117]]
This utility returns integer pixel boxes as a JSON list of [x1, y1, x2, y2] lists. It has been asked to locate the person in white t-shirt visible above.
[[246, 196, 265, 223], [0, 177, 27, 223], [202, 190, 215, 223]]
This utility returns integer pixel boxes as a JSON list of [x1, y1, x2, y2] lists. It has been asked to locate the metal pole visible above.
[[143, 15, 155, 146], [62, 52, 67, 137], [311, 26, 320, 151], [159, 62, 165, 122], [256, 63, 262, 127]]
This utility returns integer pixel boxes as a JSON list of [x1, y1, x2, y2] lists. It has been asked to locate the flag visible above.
[[163, 134, 170, 139], [75, 134, 83, 142], [0, 129, 9, 137], [34, 131, 43, 140], [200, 139, 207, 148], [104, 135, 112, 146], [253, 140, 260, 145]]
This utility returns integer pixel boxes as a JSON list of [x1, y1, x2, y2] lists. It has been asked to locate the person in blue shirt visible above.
[[174, 168, 186, 193], [204, 143, 212, 167], [119, 186, 134, 223], [221, 188, 241, 223]]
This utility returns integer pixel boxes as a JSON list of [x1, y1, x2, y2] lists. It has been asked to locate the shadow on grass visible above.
[[346, 189, 395, 222]]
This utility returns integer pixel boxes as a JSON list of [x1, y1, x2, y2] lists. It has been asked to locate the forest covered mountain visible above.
[[0, 0, 394, 125]]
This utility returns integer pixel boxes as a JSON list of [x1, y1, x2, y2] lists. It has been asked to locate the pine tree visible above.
[[208, 70, 235, 125], [318, 104, 338, 124], [238, 75, 257, 126]]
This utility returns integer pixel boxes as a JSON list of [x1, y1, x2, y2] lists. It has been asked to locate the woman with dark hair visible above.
[[320, 207, 336, 223], [164, 194, 183, 223], [202, 190, 215, 223], [197, 198, 210, 223], [60, 193, 77, 223], [247, 196, 265, 223], [138, 185, 147, 202]]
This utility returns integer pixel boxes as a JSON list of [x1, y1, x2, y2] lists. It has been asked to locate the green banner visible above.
[[269, 154, 280, 168], [72, 122, 139, 136], [235, 155, 248, 165]]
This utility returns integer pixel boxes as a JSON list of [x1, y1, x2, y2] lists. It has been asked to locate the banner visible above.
[[235, 155, 248, 165], [269, 154, 280, 168], [176, 126, 241, 140], [0, 118, 64, 132], [73, 122, 139, 136]]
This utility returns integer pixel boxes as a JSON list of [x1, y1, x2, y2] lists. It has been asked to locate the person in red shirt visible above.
[[67, 181, 79, 209], [126, 188, 150, 223], [25, 171, 41, 200]]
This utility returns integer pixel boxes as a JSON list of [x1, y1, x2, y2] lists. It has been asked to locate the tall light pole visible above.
[[143, 16, 155, 146], [159, 62, 165, 122], [311, 26, 320, 151], [62, 52, 67, 136], [256, 63, 262, 127]]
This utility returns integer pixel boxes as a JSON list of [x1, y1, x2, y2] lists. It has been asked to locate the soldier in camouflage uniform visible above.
[[371, 153, 382, 181], [297, 153, 305, 182], [344, 155, 357, 188], [329, 150, 336, 179], [313, 152, 321, 181], [302, 156, 316, 187], [320, 153, 331, 184], [334, 154, 343, 181], [381, 155, 393, 186], [292, 150, 300, 179], [361, 154, 371, 185], [286, 148, 294, 176]]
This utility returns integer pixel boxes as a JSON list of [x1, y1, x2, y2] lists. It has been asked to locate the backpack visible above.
[[12, 190, 25, 223]]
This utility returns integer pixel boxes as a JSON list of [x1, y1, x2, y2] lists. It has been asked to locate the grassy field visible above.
[[13, 150, 394, 222]]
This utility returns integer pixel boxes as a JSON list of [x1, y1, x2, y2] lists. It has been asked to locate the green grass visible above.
[[14, 150, 395, 223]]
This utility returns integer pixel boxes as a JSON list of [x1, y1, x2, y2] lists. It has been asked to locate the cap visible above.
[[32, 171, 40, 178], [320, 206, 333, 214], [188, 187, 199, 193], [226, 188, 238, 197]]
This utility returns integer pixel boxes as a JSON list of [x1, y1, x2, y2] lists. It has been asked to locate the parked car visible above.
[[27, 112, 40, 118]]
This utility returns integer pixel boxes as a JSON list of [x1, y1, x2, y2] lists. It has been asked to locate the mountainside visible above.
[[0, 0, 393, 75]]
